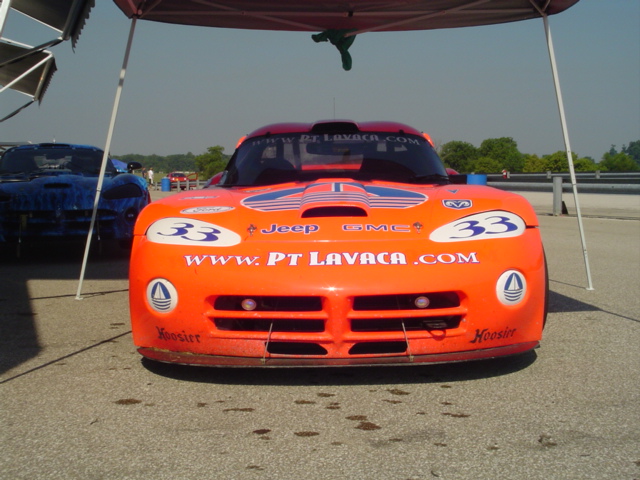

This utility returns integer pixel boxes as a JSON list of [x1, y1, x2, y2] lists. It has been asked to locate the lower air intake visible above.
[[266, 342, 328, 356], [214, 318, 324, 332], [348, 341, 408, 355], [351, 316, 461, 332]]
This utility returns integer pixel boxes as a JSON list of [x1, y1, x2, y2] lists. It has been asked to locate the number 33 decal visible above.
[[157, 221, 221, 242], [429, 211, 525, 243], [147, 218, 242, 247]]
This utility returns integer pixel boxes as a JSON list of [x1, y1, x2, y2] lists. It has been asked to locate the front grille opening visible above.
[[302, 206, 367, 218], [214, 318, 325, 332], [351, 316, 461, 332], [214, 295, 322, 312], [349, 341, 408, 355], [353, 292, 460, 311], [267, 342, 328, 356]]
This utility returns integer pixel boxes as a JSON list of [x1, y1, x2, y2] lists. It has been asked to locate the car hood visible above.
[[0, 172, 144, 210], [136, 180, 539, 242]]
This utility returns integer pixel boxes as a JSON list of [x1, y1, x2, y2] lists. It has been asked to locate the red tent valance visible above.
[[112, 0, 579, 33]]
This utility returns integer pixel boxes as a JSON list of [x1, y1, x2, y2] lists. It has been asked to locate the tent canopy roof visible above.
[[0, 43, 56, 100], [9, 0, 95, 48], [112, 0, 579, 33], [1, 0, 94, 121]]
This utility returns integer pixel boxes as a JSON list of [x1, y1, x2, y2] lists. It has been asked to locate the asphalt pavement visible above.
[[1, 188, 638, 480]]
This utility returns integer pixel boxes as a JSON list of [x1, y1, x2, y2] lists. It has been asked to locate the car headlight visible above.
[[124, 207, 139, 224]]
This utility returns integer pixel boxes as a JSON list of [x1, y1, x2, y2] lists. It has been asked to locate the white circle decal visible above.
[[180, 206, 234, 214], [496, 270, 527, 305], [430, 211, 525, 243], [147, 278, 178, 313], [146, 217, 241, 247]]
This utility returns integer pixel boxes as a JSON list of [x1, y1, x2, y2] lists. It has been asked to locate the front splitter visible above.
[[138, 341, 539, 367]]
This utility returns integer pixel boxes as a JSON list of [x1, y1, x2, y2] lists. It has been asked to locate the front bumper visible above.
[[130, 227, 546, 366], [138, 341, 539, 366]]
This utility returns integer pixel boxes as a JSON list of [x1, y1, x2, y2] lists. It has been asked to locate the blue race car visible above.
[[0, 143, 149, 251]]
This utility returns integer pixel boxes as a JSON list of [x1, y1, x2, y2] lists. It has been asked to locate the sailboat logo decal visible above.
[[496, 270, 526, 305], [147, 279, 178, 312]]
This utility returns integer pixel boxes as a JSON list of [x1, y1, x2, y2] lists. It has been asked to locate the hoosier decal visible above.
[[156, 327, 201, 343], [470, 327, 517, 344]]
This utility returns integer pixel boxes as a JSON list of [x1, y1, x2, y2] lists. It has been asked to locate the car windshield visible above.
[[0, 146, 115, 176], [219, 131, 449, 186]]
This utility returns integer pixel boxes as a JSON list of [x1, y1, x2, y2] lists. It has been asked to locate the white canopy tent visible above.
[[65, 0, 595, 296], [0, 41, 56, 121], [0, 0, 95, 121]]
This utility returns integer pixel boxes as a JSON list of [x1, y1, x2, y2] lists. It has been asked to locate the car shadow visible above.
[[548, 290, 599, 313], [0, 242, 130, 376], [141, 349, 540, 386], [0, 272, 613, 382], [548, 288, 638, 324], [140, 288, 608, 386]]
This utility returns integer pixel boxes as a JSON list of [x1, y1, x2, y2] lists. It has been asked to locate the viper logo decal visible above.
[[443, 199, 472, 209]]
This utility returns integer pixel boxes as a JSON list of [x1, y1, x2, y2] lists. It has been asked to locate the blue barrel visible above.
[[466, 174, 487, 185], [161, 177, 171, 192]]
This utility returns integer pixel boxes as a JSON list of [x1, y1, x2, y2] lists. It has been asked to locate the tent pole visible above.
[[76, 17, 138, 300], [542, 14, 594, 290]]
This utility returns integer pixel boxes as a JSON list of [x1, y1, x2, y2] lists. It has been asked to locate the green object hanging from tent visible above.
[[312, 29, 356, 71]]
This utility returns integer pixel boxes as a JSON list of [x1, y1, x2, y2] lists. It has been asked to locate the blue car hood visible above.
[[0, 172, 145, 211]]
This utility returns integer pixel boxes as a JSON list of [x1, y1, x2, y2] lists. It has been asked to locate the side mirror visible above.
[[127, 161, 142, 173], [204, 171, 223, 187]]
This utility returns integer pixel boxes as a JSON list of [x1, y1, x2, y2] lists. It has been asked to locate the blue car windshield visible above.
[[0, 146, 115, 176], [220, 131, 449, 186]]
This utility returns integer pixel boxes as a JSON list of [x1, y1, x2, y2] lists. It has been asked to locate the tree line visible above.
[[117, 138, 640, 179], [117, 148, 231, 180], [439, 138, 640, 173]]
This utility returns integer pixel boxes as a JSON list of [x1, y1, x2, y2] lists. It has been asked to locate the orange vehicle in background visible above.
[[129, 120, 546, 366]]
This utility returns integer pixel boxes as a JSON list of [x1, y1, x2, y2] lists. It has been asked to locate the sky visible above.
[[1, 1, 639, 161]]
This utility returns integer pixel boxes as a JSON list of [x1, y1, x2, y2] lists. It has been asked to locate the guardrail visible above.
[[487, 172, 640, 195], [160, 178, 207, 191], [159, 172, 640, 195]]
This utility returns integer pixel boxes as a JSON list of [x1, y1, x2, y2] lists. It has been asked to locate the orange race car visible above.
[[129, 120, 547, 366]]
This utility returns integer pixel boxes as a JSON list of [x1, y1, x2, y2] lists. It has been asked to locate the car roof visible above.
[[5, 143, 103, 153], [244, 120, 424, 139]]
